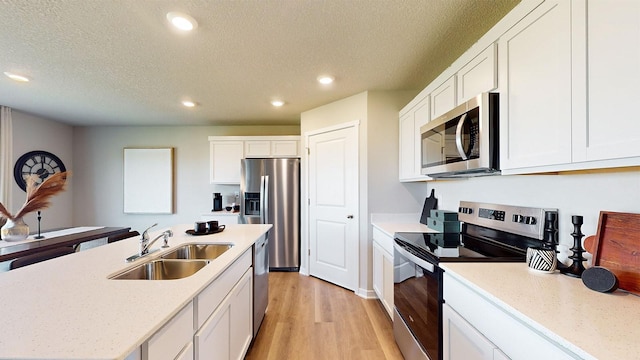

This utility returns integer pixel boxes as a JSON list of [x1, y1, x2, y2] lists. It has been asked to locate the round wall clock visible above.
[[13, 150, 67, 191]]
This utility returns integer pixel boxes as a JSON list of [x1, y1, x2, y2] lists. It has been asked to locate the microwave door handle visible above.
[[455, 113, 469, 160]]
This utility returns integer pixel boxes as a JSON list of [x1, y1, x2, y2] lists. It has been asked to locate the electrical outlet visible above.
[[234, 191, 239, 197]]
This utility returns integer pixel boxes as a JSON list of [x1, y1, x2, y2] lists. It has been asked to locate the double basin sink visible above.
[[111, 243, 233, 280]]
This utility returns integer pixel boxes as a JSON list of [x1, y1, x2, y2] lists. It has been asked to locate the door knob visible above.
[[347, 215, 354, 219]]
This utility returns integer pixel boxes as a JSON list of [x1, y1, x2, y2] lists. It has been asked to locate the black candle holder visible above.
[[34, 211, 45, 239], [560, 215, 586, 277]]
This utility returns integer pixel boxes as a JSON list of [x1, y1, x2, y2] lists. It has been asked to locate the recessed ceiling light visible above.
[[271, 100, 285, 107], [4, 72, 30, 82], [182, 100, 196, 107], [166, 12, 198, 32], [317, 75, 335, 85]]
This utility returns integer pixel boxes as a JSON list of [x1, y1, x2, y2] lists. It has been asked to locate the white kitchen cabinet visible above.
[[457, 43, 497, 104], [573, 0, 640, 162], [195, 268, 253, 360], [399, 96, 430, 182], [444, 272, 580, 360], [209, 140, 244, 184], [175, 342, 194, 360], [443, 304, 502, 360], [145, 301, 194, 360], [244, 137, 300, 158], [431, 76, 456, 120], [372, 227, 394, 318], [498, 0, 573, 171]]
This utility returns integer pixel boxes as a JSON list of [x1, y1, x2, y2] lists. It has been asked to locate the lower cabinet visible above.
[[444, 272, 581, 360], [443, 304, 506, 360], [195, 267, 253, 360], [140, 249, 253, 360], [372, 228, 394, 318]]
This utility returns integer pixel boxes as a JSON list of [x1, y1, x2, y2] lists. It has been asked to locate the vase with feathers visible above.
[[0, 172, 69, 242]]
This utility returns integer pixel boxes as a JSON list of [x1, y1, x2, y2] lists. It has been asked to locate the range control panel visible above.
[[458, 201, 557, 240]]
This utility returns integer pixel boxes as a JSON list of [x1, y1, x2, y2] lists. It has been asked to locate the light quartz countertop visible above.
[[0, 223, 271, 360], [441, 262, 640, 360], [370, 213, 438, 238]]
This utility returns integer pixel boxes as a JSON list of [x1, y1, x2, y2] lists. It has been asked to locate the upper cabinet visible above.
[[209, 136, 300, 184], [500, 0, 640, 174], [399, 95, 430, 182], [574, 0, 640, 162], [457, 44, 497, 105], [430, 76, 456, 120], [210, 140, 244, 184], [499, 0, 573, 171]]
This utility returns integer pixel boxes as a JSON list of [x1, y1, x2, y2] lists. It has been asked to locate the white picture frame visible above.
[[123, 148, 174, 214]]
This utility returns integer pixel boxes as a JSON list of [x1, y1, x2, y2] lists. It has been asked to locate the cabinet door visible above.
[[381, 247, 394, 318], [271, 140, 299, 156], [244, 141, 271, 157], [195, 299, 231, 360], [499, 0, 572, 170], [577, 0, 640, 161], [372, 242, 384, 301], [230, 269, 253, 360], [457, 43, 497, 104], [399, 112, 417, 180], [175, 342, 194, 360], [210, 141, 243, 184], [431, 76, 456, 119], [443, 304, 496, 360], [146, 302, 194, 360]]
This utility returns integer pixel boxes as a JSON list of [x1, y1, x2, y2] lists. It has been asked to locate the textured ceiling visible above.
[[0, 0, 519, 126]]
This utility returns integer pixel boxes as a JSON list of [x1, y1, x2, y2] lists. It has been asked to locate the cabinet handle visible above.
[[347, 215, 354, 219]]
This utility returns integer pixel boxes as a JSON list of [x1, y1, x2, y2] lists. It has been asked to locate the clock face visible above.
[[13, 150, 67, 191]]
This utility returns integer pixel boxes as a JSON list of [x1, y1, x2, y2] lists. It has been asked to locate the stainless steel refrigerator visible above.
[[239, 158, 300, 271]]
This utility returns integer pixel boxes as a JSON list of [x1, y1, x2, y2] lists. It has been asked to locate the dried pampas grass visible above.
[[0, 171, 70, 221]]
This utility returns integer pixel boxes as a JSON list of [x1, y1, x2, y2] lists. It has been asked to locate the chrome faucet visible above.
[[126, 223, 172, 262], [140, 229, 173, 255]]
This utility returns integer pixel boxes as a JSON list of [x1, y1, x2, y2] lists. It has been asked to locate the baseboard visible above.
[[356, 288, 377, 299]]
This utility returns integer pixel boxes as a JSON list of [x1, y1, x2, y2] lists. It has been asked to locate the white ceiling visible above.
[[0, 0, 518, 127]]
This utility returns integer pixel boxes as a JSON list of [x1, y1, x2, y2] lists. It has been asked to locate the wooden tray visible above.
[[589, 211, 640, 295]]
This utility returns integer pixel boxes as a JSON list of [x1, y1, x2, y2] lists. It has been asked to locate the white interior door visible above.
[[308, 124, 358, 291]]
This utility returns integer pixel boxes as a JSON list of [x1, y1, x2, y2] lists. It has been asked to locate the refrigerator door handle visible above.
[[260, 175, 269, 224]]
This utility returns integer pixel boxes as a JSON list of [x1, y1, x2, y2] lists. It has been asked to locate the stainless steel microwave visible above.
[[420, 92, 499, 178]]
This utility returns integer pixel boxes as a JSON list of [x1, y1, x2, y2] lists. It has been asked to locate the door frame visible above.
[[300, 120, 360, 284]]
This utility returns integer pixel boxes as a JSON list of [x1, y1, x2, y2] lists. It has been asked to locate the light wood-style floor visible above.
[[245, 272, 404, 360]]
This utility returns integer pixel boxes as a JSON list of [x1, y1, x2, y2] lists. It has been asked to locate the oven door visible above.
[[393, 240, 442, 360]]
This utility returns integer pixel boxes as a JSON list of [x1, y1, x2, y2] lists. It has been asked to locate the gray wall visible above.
[[11, 110, 74, 231], [406, 168, 640, 264], [72, 125, 299, 232]]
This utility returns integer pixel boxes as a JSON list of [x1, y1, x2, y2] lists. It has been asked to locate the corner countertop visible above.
[[440, 262, 640, 360], [370, 213, 438, 237], [0, 223, 271, 360]]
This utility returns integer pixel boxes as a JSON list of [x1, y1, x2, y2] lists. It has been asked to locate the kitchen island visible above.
[[0, 223, 271, 360], [441, 262, 640, 360]]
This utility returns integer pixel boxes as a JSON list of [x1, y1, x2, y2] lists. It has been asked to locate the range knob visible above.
[[524, 216, 537, 225], [459, 207, 473, 214], [512, 214, 524, 223]]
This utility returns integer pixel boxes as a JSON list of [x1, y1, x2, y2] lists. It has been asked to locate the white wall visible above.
[[409, 168, 640, 263], [300, 90, 417, 295], [10, 110, 74, 231], [72, 125, 299, 233]]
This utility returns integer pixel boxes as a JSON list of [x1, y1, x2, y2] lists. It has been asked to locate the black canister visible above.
[[213, 193, 223, 211]]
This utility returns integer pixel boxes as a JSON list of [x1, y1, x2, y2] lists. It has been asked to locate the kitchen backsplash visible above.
[[410, 168, 640, 264]]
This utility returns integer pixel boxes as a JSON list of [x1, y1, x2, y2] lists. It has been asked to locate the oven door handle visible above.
[[393, 241, 435, 273], [455, 113, 469, 160]]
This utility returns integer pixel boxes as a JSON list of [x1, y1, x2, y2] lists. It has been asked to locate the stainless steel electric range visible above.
[[393, 201, 558, 360]]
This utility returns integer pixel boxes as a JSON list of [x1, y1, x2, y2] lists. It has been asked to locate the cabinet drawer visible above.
[[196, 250, 251, 329], [145, 301, 194, 360], [372, 227, 394, 256]]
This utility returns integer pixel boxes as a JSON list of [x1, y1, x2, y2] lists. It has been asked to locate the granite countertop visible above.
[[441, 262, 640, 360], [0, 223, 271, 360]]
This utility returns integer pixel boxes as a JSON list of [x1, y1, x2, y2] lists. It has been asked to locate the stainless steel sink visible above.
[[161, 243, 233, 260], [110, 259, 209, 280]]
